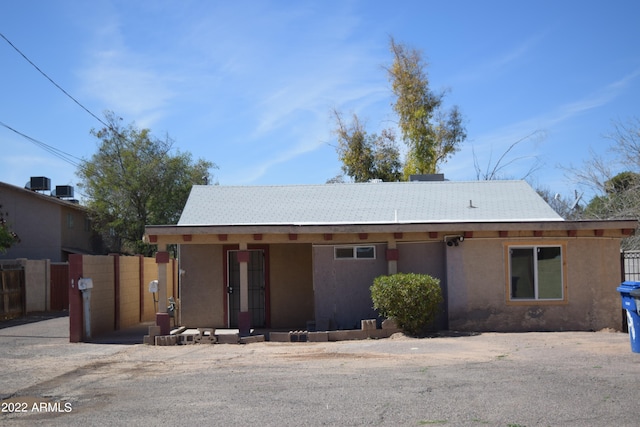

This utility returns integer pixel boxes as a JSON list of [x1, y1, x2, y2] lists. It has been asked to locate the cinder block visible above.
[[143, 335, 153, 345], [381, 318, 399, 330], [216, 333, 239, 344], [307, 331, 329, 342], [268, 332, 291, 342], [194, 328, 216, 344], [198, 327, 215, 336], [177, 334, 196, 345], [155, 335, 176, 346], [148, 325, 161, 337], [361, 319, 377, 330], [240, 335, 265, 344], [328, 330, 367, 341], [171, 326, 187, 335], [195, 334, 216, 344]]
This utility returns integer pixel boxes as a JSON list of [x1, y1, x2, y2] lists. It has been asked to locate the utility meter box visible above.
[[78, 278, 93, 290], [148, 280, 158, 293]]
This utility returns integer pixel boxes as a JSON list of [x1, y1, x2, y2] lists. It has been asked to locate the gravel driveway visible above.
[[1, 316, 639, 426]]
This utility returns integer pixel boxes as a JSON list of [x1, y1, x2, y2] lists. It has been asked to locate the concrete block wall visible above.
[[119, 256, 141, 329], [142, 257, 158, 321], [83, 255, 115, 337], [71, 254, 178, 341]]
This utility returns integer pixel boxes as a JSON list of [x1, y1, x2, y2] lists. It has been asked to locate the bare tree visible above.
[[569, 118, 640, 249], [472, 130, 546, 181]]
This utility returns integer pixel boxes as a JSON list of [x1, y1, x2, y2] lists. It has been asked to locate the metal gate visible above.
[[622, 251, 640, 282], [50, 263, 69, 311], [0, 264, 25, 320], [227, 249, 267, 328]]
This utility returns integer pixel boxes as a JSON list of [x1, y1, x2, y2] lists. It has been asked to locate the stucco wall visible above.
[[313, 244, 387, 330], [60, 205, 95, 255], [0, 187, 62, 261], [179, 244, 314, 329], [24, 259, 50, 312], [179, 245, 225, 328], [83, 255, 115, 336], [119, 256, 140, 329], [447, 238, 623, 332], [269, 244, 314, 329], [397, 242, 447, 329]]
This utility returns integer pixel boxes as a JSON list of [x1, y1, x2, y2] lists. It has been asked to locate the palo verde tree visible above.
[[387, 37, 466, 178], [78, 112, 216, 256]]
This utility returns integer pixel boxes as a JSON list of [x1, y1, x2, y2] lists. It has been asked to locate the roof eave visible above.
[[144, 219, 638, 242]]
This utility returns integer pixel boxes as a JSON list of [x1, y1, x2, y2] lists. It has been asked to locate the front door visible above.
[[227, 249, 266, 328]]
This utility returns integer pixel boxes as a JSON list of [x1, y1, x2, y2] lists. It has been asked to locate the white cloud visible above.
[[77, 13, 177, 127], [447, 68, 640, 182]]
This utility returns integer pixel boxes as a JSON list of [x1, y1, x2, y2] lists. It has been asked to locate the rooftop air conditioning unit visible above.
[[53, 185, 74, 199], [28, 176, 51, 191]]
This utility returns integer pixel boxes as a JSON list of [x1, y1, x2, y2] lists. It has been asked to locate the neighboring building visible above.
[[0, 178, 102, 262], [144, 180, 637, 333]]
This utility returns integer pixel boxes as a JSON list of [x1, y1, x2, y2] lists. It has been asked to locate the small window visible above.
[[67, 213, 74, 229], [508, 245, 564, 301], [335, 246, 376, 260], [355, 246, 375, 259]]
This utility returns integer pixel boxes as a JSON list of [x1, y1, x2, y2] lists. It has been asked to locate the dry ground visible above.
[[2, 317, 640, 426]]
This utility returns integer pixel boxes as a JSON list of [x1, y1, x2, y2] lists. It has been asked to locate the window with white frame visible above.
[[508, 245, 564, 300], [334, 246, 376, 260]]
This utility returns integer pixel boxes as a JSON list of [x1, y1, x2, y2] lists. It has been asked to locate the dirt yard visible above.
[[2, 318, 640, 426]]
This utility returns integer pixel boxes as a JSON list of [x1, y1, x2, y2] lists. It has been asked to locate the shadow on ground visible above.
[[0, 311, 69, 329]]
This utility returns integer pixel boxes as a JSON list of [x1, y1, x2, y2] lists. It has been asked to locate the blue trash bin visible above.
[[616, 281, 640, 353]]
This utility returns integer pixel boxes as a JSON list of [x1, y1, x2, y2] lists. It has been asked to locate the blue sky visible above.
[[1, 1, 639, 203]]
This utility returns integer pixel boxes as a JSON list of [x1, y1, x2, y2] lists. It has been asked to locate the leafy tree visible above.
[[387, 37, 466, 178], [570, 118, 640, 249], [370, 273, 442, 336], [0, 205, 20, 253], [583, 172, 640, 220], [331, 109, 402, 182], [78, 112, 216, 255]]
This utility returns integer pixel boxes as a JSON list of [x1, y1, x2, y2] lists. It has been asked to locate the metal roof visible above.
[[177, 181, 563, 226]]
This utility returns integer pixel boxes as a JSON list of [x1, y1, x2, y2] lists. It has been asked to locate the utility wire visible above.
[[0, 31, 109, 129], [0, 120, 84, 168]]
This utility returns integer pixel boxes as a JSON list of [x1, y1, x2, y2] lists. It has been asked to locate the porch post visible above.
[[237, 242, 251, 336], [156, 251, 170, 312], [156, 249, 170, 335]]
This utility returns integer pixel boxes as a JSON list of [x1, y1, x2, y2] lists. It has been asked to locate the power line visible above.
[[0, 120, 84, 168], [0, 31, 109, 129]]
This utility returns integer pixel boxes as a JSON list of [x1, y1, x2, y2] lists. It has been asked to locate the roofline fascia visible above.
[[145, 219, 638, 237], [0, 181, 88, 211]]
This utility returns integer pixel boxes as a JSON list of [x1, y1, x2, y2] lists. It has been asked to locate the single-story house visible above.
[[144, 180, 636, 334]]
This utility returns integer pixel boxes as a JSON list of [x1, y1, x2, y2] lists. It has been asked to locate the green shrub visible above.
[[370, 273, 443, 335]]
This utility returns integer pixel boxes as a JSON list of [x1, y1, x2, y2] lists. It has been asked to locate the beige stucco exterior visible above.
[[146, 220, 635, 333], [447, 237, 622, 331], [269, 244, 314, 329], [178, 243, 314, 329]]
